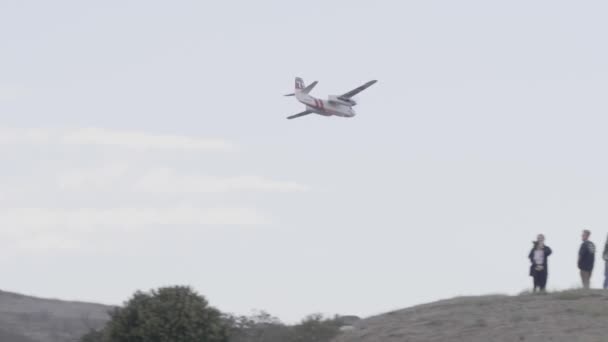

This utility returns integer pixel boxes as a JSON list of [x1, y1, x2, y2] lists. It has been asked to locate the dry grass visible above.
[[333, 290, 608, 342], [0, 290, 112, 342]]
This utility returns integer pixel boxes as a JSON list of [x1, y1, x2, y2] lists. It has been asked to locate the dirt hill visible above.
[[333, 290, 608, 342], [0, 290, 112, 342]]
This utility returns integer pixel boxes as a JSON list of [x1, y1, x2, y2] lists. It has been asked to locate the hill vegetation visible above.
[[333, 289, 608, 342], [79, 286, 350, 342], [9, 287, 608, 342], [0, 290, 112, 342]]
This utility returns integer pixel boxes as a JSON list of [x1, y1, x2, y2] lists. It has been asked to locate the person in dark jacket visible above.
[[529, 234, 552, 293], [578, 229, 596, 289], [602, 233, 608, 289]]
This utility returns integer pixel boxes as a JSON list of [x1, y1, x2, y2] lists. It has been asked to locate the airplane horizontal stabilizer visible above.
[[302, 81, 318, 94]]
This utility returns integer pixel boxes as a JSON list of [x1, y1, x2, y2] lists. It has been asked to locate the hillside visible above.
[[333, 290, 608, 342], [0, 290, 112, 342]]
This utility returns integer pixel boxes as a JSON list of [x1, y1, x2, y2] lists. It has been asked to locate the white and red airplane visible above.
[[284, 77, 377, 119]]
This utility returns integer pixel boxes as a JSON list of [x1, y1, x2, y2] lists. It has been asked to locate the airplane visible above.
[[284, 77, 377, 119]]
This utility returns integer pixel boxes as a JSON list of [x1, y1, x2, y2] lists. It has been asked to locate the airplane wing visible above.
[[339, 80, 377, 100], [287, 110, 313, 120]]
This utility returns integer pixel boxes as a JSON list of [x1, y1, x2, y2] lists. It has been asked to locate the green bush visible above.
[[81, 285, 228, 342]]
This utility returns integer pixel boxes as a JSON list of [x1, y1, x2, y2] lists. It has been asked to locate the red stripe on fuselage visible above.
[[311, 98, 324, 110]]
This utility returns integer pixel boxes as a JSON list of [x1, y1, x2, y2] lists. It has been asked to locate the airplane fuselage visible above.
[[297, 95, 355, 118]]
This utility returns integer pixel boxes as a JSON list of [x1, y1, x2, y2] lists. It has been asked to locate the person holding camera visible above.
[[529, 234, 552, 293]]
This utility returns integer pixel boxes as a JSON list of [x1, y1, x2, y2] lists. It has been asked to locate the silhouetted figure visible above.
[[602, 233, 608, 289], [529, 234, 552, 293], [578, 229, 596, 289]]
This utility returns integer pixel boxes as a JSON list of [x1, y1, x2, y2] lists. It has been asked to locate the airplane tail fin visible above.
[[295, 77, 305, 91], [285, 78, 307, 97], [295, 77, 317, 94]]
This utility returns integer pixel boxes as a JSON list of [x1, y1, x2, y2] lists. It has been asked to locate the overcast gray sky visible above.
[[2, 0, 608, 323]]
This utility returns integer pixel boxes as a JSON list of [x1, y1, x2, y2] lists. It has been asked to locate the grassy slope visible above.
[[333, 290, 608, 342], [0, 290, 112, 342]]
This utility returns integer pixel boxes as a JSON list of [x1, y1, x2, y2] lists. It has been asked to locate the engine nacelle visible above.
[[328, 95, 356, 106]]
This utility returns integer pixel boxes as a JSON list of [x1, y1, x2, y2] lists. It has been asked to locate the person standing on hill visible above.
[[602, 233, 608, 289], [528, 234, 552, 293], [578, 229, 596, 289]]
